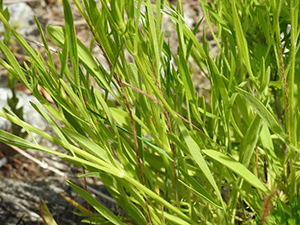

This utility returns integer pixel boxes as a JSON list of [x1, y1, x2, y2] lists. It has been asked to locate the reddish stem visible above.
[[151, 62, 178, 202], [96, 42, 152, 224]]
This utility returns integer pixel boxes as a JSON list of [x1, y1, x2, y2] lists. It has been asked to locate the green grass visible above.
[[0, 0, 299, 224]]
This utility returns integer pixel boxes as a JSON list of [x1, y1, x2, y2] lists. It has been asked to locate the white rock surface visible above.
[[0, 86, 48, 133], [0, 3, 35, 37]]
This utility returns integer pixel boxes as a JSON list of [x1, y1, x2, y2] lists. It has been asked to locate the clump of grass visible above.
[[0, 0, 299, 224]]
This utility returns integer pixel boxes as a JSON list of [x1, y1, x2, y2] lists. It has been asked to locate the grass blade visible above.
[[40, 199, 58, 225], [67, 181, 126, 225], [202, 150, 269, 192]]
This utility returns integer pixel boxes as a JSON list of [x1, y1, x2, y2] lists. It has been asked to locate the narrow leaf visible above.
[[180, 170, 222, 208], [62, 0, 79, 86], [237, 88, 290, 146], [240, 115, 262, 166], [40, 199, 58, 225], [63, 127, 112, 163], [177, 120, 224, 207], [67, 181, 125, 225], [202, 150, 269, 192]]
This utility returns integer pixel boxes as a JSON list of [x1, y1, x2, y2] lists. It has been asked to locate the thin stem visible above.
[[278, 46, 289, 139], [121, 80, 223, 149], [94, 40, 152, 225], [271, 72, 283, 127], [259, 191, 277, 225], [255, 144, 259, 179], [82, 167, 92, 225], [289, 0, 298, 145], [151, 61, 178, 202]]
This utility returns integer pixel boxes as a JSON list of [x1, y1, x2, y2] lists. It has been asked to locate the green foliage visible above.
[[0, 1, 26, 139], [0, 0, 299, 224], [6, 74, 27, 138], [270, 198, 300, 225], [255, 197, 300, 225]]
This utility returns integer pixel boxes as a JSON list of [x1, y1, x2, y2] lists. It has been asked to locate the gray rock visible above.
[[0, 3, 35, 37], [0, 86, 48, 136], [0, 178, 85, 225], [183, 4, 199, 30]]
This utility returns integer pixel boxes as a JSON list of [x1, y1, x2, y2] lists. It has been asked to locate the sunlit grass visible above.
[[0, 0, 299, 224]]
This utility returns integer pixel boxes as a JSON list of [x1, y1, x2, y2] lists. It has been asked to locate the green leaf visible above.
[[0, 39, 28, 85], [141, 137, 173, 161], [145, 0, 160, 75], [177, 53, 195, 101], [62, 0, 79, 86], [59, 79, 90, 120], [162, 6, 206, 58], [62, 127, 113, 163], [202, 150, 269, 192], [231, 1, 254, 80], [67, 181, 126, 225], [0, 12, 46, 73], [237, 88, 295, 151], [0, 128, 65, 158], [157, 211, 191, 225], [240, 115, 262, 166], [34, 17, 55, 69], [177, 120, 224, 207], [46, 25, 115, 97], [180, 170, 222, 208]]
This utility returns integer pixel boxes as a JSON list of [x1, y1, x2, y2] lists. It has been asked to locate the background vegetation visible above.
[[0, 0, 299, 224]]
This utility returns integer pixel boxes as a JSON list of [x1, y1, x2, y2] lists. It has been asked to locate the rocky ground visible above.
[[0, 0, 216, 224]]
